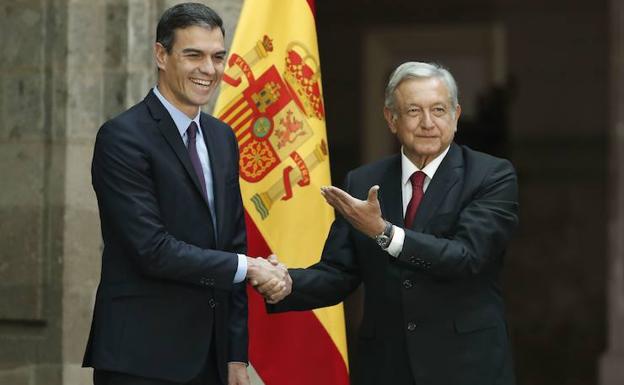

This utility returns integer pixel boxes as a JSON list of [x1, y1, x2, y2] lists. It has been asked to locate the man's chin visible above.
[[191, 96, 213, 107], [189, 89, 216, 105], [413, 145, 441, 156]]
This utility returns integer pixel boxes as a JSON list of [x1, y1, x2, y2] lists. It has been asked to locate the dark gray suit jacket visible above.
[[271, 143, 519, 385]]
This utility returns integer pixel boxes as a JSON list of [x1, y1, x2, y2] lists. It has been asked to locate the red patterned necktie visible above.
[[404, 171, 426, 228]]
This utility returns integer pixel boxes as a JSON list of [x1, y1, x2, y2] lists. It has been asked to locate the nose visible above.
[[421, 110, 435, 129], [199, 57, 216, 75]]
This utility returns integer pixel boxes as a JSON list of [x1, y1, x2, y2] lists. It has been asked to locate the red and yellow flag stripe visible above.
[[214, 1, 349, 384]]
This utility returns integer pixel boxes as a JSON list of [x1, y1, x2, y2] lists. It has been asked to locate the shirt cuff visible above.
[[233, 254, 248, 283], [385, 225, 404, 257]]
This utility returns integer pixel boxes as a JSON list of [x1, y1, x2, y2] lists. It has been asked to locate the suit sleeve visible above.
[[270, 172, 361, 312], [225, 129, 249, 363], [92, 121, 238, 291], [397, 159, 519, 278]]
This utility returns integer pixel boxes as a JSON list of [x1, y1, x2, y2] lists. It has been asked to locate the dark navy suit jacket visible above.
[[83, 90, 247, 383]]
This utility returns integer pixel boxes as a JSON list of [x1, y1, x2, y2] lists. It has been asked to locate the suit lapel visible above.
[[412, 143, 463, 231], [378, 155, 404, 227], [145, 91, 211, 208], [200, 114, 225, 247]]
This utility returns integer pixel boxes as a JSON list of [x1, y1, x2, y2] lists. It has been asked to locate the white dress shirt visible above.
[[385, 145, 451, 257]]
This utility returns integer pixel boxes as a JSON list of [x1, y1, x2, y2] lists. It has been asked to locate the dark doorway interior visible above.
[[316, 1, 608, 384]]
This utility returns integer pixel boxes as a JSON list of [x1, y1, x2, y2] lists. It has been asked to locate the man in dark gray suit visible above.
[[267, 62, 519, 385]]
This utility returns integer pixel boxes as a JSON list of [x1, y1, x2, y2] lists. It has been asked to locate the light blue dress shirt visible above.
[[153, 86, 247, 283]]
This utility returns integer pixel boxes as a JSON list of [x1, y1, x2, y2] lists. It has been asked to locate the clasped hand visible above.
[[247, 255, 292, 304]]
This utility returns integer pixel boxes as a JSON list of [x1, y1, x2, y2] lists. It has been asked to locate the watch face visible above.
[[376, 235, 390, 248]]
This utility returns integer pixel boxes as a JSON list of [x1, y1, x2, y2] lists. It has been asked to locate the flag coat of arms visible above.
[[214, 1, 350, 384]]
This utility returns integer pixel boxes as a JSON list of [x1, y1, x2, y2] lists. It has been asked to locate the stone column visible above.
[[60, 1, 161, 383], [600, 0, 624, 383], [0, 1, 243, 384], [0, 0, 66, 383]]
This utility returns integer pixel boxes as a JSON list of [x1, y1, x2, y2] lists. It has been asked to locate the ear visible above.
[[383, 107, 397, 134], [453, 104, 462, 131], [154, 42, 168, 71]]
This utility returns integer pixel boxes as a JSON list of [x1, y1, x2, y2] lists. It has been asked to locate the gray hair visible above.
[[384, 62, 459, 116]]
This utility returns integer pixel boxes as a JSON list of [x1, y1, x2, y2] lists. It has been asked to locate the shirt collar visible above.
[[401, 145, 451, 186], [153, 86, 202, 137]]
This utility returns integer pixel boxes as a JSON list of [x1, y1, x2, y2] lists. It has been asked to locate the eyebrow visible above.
[[180, 48, 227, 56], [181, 48, 203, 54]]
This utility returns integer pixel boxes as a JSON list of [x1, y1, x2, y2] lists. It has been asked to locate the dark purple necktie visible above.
[[404, 171, 426, 228], [186, 121, 207, 198]]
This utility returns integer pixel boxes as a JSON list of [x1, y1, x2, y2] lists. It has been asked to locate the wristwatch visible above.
[[374, 220, 394, 249]]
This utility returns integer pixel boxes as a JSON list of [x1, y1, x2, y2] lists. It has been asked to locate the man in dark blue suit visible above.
[[83, 3, 290, 385], [268, 62, 519, 385]]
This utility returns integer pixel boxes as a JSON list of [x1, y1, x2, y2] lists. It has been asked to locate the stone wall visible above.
[[0, 1, 242, 384], [0, 1, 66, 383]]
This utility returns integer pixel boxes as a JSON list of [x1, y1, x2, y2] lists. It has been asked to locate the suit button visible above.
[[207, 278, 215, 286], [409, 256, 417, 264], [402, 279, 413, 289], [407, 322, 417, 332], [209, 299, 217, 308]]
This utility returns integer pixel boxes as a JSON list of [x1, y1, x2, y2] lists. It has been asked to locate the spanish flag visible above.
[[214, 0, 349, 384]]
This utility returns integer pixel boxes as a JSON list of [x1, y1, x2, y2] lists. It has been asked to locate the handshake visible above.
[[246, 255, 292, 304]]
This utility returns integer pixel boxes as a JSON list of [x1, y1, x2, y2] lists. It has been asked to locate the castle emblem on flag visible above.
[[218, 36, 328, 219]]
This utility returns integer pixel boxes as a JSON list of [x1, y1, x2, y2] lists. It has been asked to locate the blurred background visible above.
[[0, 0, 622, 384]]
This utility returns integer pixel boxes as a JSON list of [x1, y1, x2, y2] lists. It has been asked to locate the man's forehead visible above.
[[171, 25, 224, 47], [398, 77, 448, 91], [396, 79, 451, 102]]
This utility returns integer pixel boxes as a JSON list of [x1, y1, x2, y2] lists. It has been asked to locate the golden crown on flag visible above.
[[257, 35, 274, 57], [283, 42, 325, 120]]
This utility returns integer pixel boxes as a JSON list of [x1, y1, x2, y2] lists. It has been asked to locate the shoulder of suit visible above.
[[456, 144, 514, 168], [346, 146, 512, 176], [97, 100, 150, 139], [455, 144, 516, 186]]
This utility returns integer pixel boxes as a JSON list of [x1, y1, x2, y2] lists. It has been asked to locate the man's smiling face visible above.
[[155, 25, 226, 118]]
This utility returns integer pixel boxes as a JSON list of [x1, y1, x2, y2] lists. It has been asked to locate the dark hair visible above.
[[156, 2, 225, 52]]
